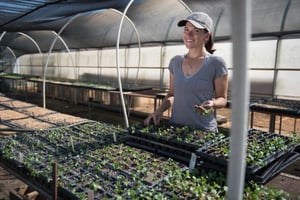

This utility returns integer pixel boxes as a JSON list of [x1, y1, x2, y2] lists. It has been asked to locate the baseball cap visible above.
[[178, 12, 213, 33]]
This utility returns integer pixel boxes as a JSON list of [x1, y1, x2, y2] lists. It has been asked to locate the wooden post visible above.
[[52, 162, 57, 200]]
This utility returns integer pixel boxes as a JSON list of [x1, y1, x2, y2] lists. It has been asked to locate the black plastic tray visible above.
[[196, 129, 299, 175], [125, 135, 192, 164], [198, 151, 300, 184], [127, 124, 226, 152]]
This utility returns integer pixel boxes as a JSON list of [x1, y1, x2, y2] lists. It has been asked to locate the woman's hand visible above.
[[201, 99, 215, 109], [144, 111, 162, 126], [194, 100, 214, 115]]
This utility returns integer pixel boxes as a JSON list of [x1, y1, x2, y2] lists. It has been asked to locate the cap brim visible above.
[[177, 20, 188, 27], [177, 19, 206, 30]]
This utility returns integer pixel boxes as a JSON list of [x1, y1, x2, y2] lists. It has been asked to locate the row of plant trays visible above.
[[0, 142, 292, 200], [1, 73, 157, 95], [126, 124, 300, 183], [125, 123, 226, 164], [54, 143, 187, 199], [1, 120, 298, 199], [0, 121, 187, 199], [196, 129, 300, 182], [0, 121, 122, 199]]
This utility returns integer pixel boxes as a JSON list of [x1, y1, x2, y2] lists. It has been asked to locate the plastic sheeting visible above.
[[0, 0, 300, 57]]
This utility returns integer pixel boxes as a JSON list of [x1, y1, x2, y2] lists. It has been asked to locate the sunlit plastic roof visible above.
[[0, 0, 300, 57]]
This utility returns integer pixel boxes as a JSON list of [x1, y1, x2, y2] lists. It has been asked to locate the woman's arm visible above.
[[144, 73, 174, 126], [201, 74, 228, 110]]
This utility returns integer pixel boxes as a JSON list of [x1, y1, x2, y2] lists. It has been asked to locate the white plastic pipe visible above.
[[6, 47, 18, 73], [111, 8, 142, 87], [51, 31, 76, 78], [178, 0, 192, 13], [0, 32, 18, 70], [0, 31, 6, 41], [17, 32, 42, 55], [17, 32, 43, 74], [116, 0, 135, 128], [227, 0, 251, 199], [43, 13, 83, 108]]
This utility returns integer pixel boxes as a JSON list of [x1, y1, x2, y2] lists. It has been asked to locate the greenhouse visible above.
[[0, 0, 300, 199]]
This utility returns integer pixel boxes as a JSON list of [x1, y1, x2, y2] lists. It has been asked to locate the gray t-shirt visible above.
[[168, 53, 228, 132]]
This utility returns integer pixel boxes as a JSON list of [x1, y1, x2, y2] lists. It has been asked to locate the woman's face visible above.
[[182, 22, 209, 49]]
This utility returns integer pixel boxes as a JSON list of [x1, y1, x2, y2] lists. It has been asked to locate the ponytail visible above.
[[205, 34, 216, 54]]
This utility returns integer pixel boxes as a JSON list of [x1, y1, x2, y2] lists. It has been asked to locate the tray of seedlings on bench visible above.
[[0, 121, 187, 199], [126, 123, 226, 151], [196, 129, 300, 178], [125, 123, 226, 163]]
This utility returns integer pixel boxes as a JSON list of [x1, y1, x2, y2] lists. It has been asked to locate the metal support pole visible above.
[[227, 0, 251, 199]]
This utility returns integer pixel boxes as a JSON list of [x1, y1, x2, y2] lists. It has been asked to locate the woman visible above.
[[144, 12, 228, 133]]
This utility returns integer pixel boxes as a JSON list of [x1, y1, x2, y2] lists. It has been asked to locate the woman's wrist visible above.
[[210, 99, 215, 109]]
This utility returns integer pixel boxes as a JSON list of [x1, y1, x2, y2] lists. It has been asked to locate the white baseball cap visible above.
[[178, 12, 213, 33]]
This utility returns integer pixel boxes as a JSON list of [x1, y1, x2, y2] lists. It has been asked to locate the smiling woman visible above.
[[144, 12, 228, 133]]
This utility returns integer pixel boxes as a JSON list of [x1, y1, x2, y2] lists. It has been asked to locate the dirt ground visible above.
[[0, 93, 300, 199]]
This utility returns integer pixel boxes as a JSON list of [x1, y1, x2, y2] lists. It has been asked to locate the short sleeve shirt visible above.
[[168, 53, 228, 132]]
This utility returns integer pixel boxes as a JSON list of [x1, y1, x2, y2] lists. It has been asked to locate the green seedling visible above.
[[194, 105, 212, 115]]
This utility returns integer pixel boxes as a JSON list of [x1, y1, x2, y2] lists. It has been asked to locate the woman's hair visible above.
[[205, 30, 216, 54]]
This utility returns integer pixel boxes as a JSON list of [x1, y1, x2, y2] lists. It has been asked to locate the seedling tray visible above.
[[198, 150, 300, 184], [251, 151, 300, 183], [125, 134, 192, 164], [127, 123, 225, 152], [126, 124, 226, 164], [196, 129, 299, 175], [34, 121, 125, 154]]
